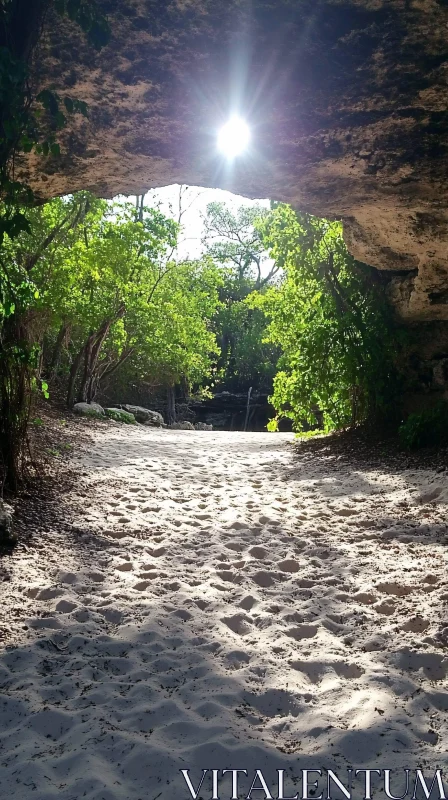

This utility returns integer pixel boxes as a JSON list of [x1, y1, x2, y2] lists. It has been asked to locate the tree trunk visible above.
[[180, 375, 190, 403], [0, 314, 32, 490], [166, 385, 176, 426], [78, 332, 96, 403], [76, 306, 126, 404], [49, 323, 69, 376], [67, 345, 85, 407]]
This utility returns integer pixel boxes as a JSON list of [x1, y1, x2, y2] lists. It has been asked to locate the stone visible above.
[[170, 421, 195, 430], [0, 502, 17, 546], [25, 0, 448, 325], [105, 408, 136, 424], [120, 405, 164, 426], [73, 402, 105, 418], [194, 422, 213, 431]]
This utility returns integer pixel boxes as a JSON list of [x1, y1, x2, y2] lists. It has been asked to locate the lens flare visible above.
[[217, 117, 251, 158]]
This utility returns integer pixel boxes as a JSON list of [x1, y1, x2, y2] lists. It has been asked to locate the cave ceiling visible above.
[[24, 0, 448, 321]]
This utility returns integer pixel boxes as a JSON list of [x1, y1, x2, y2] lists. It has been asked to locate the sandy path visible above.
[[0, 426, 447, 799]]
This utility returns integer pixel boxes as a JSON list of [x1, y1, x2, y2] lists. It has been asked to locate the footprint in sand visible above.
[[296, 578, 315, 588], [283, 611, 305, 624], [115, 562, 134, 572], [29, 709, 73, 740], [423, 574, 439, 586], [376, 581, 413, 597], [133, 581, 152, 591], [402, 616, 429, 633], [171, 609, 193, 621], [105, 530, 129, 540], [33, 587, 64, 600], [374, 601, 396, 615], [226, 541, 246, 553], [291, 659, 364, 683], [239, 595, 257, 610], [252, 571, 278, 588], [224, 650, 251, 668], [138, 571, 160, 580], [286, 624, 318, 640], [221, 614, 253, 635], [194, 599, 210, 610], [55, 599, 77, 613], [88, 571, 105, 583], [277, 559, 300, 573], [259, 515, 280, 526], [353, 592, 377, 605], [98, 606, 124, 624], [249, 546, 268, 559], [216, 570, 241, 584], [244, 688, 302, 718], [147, 547, 166, 557]]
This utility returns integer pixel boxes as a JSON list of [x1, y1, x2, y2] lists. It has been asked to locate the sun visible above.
[[217, 117, 251, 159]]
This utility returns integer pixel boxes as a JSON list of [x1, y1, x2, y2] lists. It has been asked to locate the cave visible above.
[[18, 0, 448, 404]]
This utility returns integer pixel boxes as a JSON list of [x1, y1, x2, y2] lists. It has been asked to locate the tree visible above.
[[202, 201, 278, 290], [9, 195, 221, 409], [0, 193, 103, 487], [251, 204, 404, 432], [202, 201, 280, 392], [0, 0, 110, 488]]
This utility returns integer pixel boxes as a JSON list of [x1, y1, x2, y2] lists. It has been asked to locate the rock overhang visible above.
[[22, 0, 448, 321]]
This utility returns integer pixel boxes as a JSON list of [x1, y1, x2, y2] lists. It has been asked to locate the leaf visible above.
[[5, 212, 31, 238], [36, 89, 59, 116], [54, 110, 67, 129], [63, 96, 74, 114], [88, 19, 111, 50], [75, 99, 88, 117]]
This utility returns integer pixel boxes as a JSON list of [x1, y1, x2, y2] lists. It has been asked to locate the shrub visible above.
[[105, 408, 136, 424], [398, 401, 448, 450]]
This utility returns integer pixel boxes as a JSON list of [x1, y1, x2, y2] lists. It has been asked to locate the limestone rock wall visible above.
[[24, 0, 448, 324]]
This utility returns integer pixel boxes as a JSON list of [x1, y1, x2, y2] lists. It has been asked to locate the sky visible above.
[[122, 184, 271, 262]]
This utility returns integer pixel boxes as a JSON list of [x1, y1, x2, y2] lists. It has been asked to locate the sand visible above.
[[0, 425, 447, 799]]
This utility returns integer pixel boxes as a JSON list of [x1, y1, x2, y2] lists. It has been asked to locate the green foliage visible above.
[[398, 401, 448, 450], [202, 202, 272, 283], [55, 0, 111, 49], [105, 408, 136, 424], [2, 193, 222, 409], [0, 0, 110, 488], [251, 204, 405, 432], [202, 201, 280, 392]]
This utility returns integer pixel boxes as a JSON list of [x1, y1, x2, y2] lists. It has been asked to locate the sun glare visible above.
[[217, 117, 251, 159]]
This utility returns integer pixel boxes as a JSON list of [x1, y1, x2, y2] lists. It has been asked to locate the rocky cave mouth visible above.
[[25, 1, 448, 319], [11, 0, 448, 409]]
